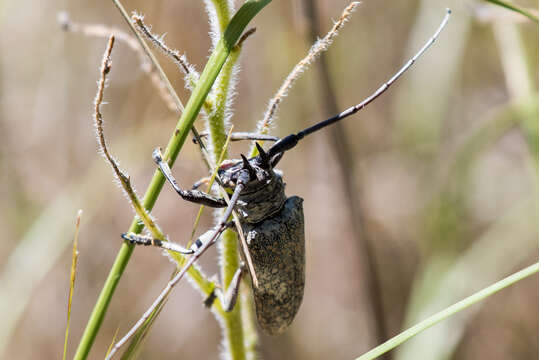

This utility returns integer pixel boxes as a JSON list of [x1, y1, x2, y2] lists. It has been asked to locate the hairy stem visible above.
[[205, 2, 253, 358]]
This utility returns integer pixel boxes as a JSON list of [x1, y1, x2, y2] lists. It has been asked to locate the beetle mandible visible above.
[[124, 9, 451, 335]]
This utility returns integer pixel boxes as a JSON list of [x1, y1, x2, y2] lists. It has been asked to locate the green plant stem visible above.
[[220, 229, 245, 359], [208, 48, 240, 159], [207, 3, 248, 357], [356, 262, 539, 360], [204, 3, 261, 358], [241, 287, 259, 360], [73, 2, 271, 359], [211, 0, 233, 33]]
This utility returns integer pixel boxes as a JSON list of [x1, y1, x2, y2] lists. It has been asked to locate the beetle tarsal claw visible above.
[[152, 148, 164, 163]]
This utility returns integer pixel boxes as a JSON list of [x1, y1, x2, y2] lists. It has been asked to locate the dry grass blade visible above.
[[104, 327, 120, 359], [62, 210, 82, 360]]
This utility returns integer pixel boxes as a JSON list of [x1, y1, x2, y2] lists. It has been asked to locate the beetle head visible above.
[[218, 143, 280, 192]]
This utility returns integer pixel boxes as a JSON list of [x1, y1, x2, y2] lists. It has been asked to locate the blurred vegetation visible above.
[[0, 0, 537, 359]]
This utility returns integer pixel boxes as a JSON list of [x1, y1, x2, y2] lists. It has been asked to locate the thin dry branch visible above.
[[93, 36, 132, 186], [94, 35, 120, 173], [59, 11, 179, 112], [93, 35, 167, 242], [58, 12, 141, 55], [132, 13, 199, 81]]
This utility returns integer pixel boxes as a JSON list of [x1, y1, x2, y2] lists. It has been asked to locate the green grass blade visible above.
[[356, 262, 539, 360]]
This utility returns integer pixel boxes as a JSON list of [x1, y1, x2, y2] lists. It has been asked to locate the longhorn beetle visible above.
[[123, 9, 451, 335]]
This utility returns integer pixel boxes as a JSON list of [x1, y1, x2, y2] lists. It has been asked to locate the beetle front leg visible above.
[[153, 148, 227, 208], [200, 169, 252, 311], [122, 221, 235, 255]]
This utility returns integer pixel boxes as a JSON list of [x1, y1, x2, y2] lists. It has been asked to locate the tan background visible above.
[[1, 0, 538, 359]]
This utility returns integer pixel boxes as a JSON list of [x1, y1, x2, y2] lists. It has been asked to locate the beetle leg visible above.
[[193, 131, 279, 144], [122, 220, 234, 255], [199, 169, 251, 311], [153, 148, 227, 208], [190, 221, 234, 250], [204, 262, 245, 311], [121, 233, 194, 254]]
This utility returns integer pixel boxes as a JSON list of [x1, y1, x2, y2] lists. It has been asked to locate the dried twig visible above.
[[58, 11, 141, 54], [132, 13, 200, 83], [94, 35, 190, 254], [59, 11, 181, 112]]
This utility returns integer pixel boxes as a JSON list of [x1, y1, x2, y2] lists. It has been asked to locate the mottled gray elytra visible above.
[[124, 9, 451, 335]]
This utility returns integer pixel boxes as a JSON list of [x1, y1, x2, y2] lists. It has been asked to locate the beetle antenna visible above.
[[267, 8, 451, 160]]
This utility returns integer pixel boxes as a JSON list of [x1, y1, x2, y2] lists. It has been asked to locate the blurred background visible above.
[[1, 0, 538, 359]]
